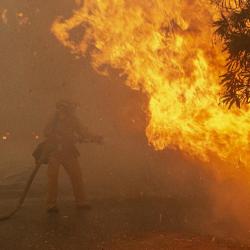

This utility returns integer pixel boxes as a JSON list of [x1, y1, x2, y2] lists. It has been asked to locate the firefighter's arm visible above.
[[75, 118, 103, 144]]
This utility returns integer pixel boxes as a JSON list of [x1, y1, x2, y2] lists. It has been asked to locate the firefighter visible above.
[[44, 100, 102, 212]]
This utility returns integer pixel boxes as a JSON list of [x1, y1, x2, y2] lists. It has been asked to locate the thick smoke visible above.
[[1, 0, 250, 241]]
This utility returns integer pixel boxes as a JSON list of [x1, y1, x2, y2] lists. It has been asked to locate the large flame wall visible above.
[[51, 0, 250, 169]]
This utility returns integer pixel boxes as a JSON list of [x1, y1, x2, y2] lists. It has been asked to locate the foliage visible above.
[[213, 0, 250, 108]]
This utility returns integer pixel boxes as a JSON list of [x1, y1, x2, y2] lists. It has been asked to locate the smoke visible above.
[[1, 0, 250, 242]]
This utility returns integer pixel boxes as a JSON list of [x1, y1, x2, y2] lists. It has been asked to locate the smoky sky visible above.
[[0, 0, 215, 204], [2, 1, 250, 239], [0, 0, 147, 139]]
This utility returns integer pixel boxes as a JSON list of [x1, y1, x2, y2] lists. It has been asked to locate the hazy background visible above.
[[4, 2, 247, 240], [0, 0, 214, 200]]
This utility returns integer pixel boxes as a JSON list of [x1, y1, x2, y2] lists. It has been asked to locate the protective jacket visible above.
[[43, 114, 92, 159]]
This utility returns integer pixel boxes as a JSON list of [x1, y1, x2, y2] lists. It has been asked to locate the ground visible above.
[[0, 183, 250, 250]]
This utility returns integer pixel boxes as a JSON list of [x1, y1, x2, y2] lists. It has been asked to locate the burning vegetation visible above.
[[214, 0, 250, 108], [51, 0, 250, 171], [2, 1, 250, 248]]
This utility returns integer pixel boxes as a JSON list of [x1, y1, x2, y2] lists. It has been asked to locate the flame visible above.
[[2, 132, 9, 141], [16, 12, 29, 26], [51, 0, 250, 169], [0, 8, 7, 24], [32, 132, 40, 140], [2, 136, 7, 141]]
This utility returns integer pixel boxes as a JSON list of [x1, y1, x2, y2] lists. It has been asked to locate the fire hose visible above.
[[0, 163, 41, 221], [0, 141, 49, 221], [0, 137, 103, 221]]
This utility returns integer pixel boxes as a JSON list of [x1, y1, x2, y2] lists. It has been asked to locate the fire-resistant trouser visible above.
[[47, 154, 85, 209]]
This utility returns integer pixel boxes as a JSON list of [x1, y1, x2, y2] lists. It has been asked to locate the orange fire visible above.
[[16, 12, 29, 26], [0, 8, 8, 24], [51, 0, 250, 170]]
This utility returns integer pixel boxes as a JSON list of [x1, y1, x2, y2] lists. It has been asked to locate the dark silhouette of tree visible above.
[[213, 0, 250, 108]]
